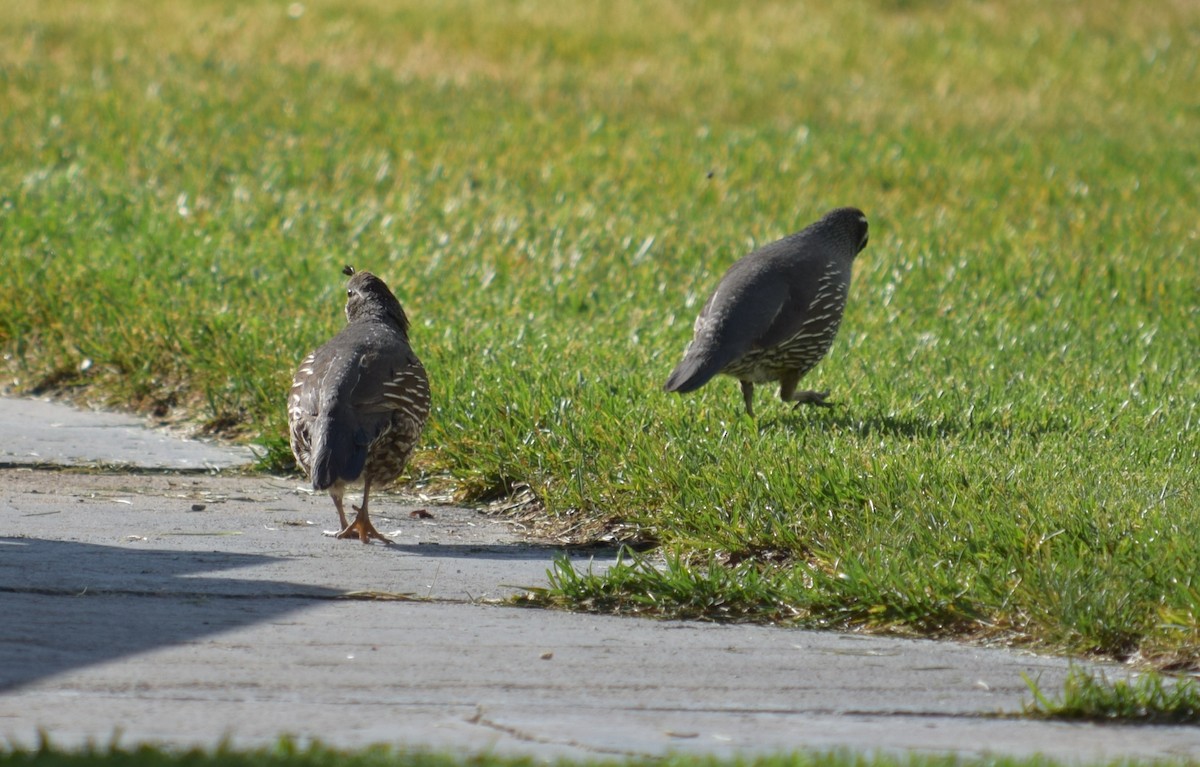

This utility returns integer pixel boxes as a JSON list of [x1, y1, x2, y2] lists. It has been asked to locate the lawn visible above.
[[0, 741, 1178, 767], [0, 0, 1196, 665]]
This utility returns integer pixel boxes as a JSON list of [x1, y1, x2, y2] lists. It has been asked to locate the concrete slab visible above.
[[2, 398, 1198, 762], [0, 471, 594, 603], [0, 397, 254, 470], [7, 589, 1198, 762]]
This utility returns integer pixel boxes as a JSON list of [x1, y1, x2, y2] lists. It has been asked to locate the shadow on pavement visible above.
[[0, 537, 339, 693]]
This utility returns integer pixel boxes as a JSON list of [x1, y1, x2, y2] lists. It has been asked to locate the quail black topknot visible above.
[[664, 207, 869, 416], [288, 265, 431, 543]]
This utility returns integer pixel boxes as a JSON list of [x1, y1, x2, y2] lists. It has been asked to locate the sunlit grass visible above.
[[1024, 666, 1200, 724], [0, 738, 1177, 767], [1, 0, 1197, 665]]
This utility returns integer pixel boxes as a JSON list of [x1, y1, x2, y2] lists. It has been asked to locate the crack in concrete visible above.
[[464, 707, 651, 758]]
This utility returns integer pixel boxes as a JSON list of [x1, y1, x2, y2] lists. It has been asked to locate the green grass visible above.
[[1, 0, 1198, 664], [0, 741, 1191, 767], [1024, 665, 1200, 724]]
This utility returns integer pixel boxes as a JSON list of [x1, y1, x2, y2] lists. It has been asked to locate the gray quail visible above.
[[664, 207, 869, 416], [288, 266, 431, 543]]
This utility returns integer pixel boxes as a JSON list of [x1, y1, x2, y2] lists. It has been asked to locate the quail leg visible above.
[[740, 380, 756, 417], [321, 490, 354, 537], [791, 389, 834, 408], [779, 372, 834, 409], [337, 477, 393, 544]]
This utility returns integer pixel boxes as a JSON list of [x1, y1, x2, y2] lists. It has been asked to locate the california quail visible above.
[[664, 207, 869, 416], [287, 266, 431, 543]]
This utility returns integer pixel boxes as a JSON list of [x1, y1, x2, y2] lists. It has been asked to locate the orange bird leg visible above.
[[337, 476, 393, 544]]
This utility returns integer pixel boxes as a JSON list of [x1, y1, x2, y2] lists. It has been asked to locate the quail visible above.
[[664, 207, 869, 416], [288, 266, 431, 543]]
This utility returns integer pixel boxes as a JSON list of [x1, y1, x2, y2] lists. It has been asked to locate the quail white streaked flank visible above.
[[664, 207, 869, 417], [288, 266, 430, 543]]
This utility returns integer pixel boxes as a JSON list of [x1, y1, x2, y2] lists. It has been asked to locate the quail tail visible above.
[[664, 335, 742, 394], [664, 356, 715, 394], [309, 409, 368, 491]]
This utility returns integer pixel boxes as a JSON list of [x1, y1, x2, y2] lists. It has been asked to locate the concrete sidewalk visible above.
[[2, 396, 1198, 761]]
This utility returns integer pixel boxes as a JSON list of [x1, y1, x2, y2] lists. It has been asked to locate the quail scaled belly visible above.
[[288, 266, 431, 543], [664, 207, 870, 417]]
